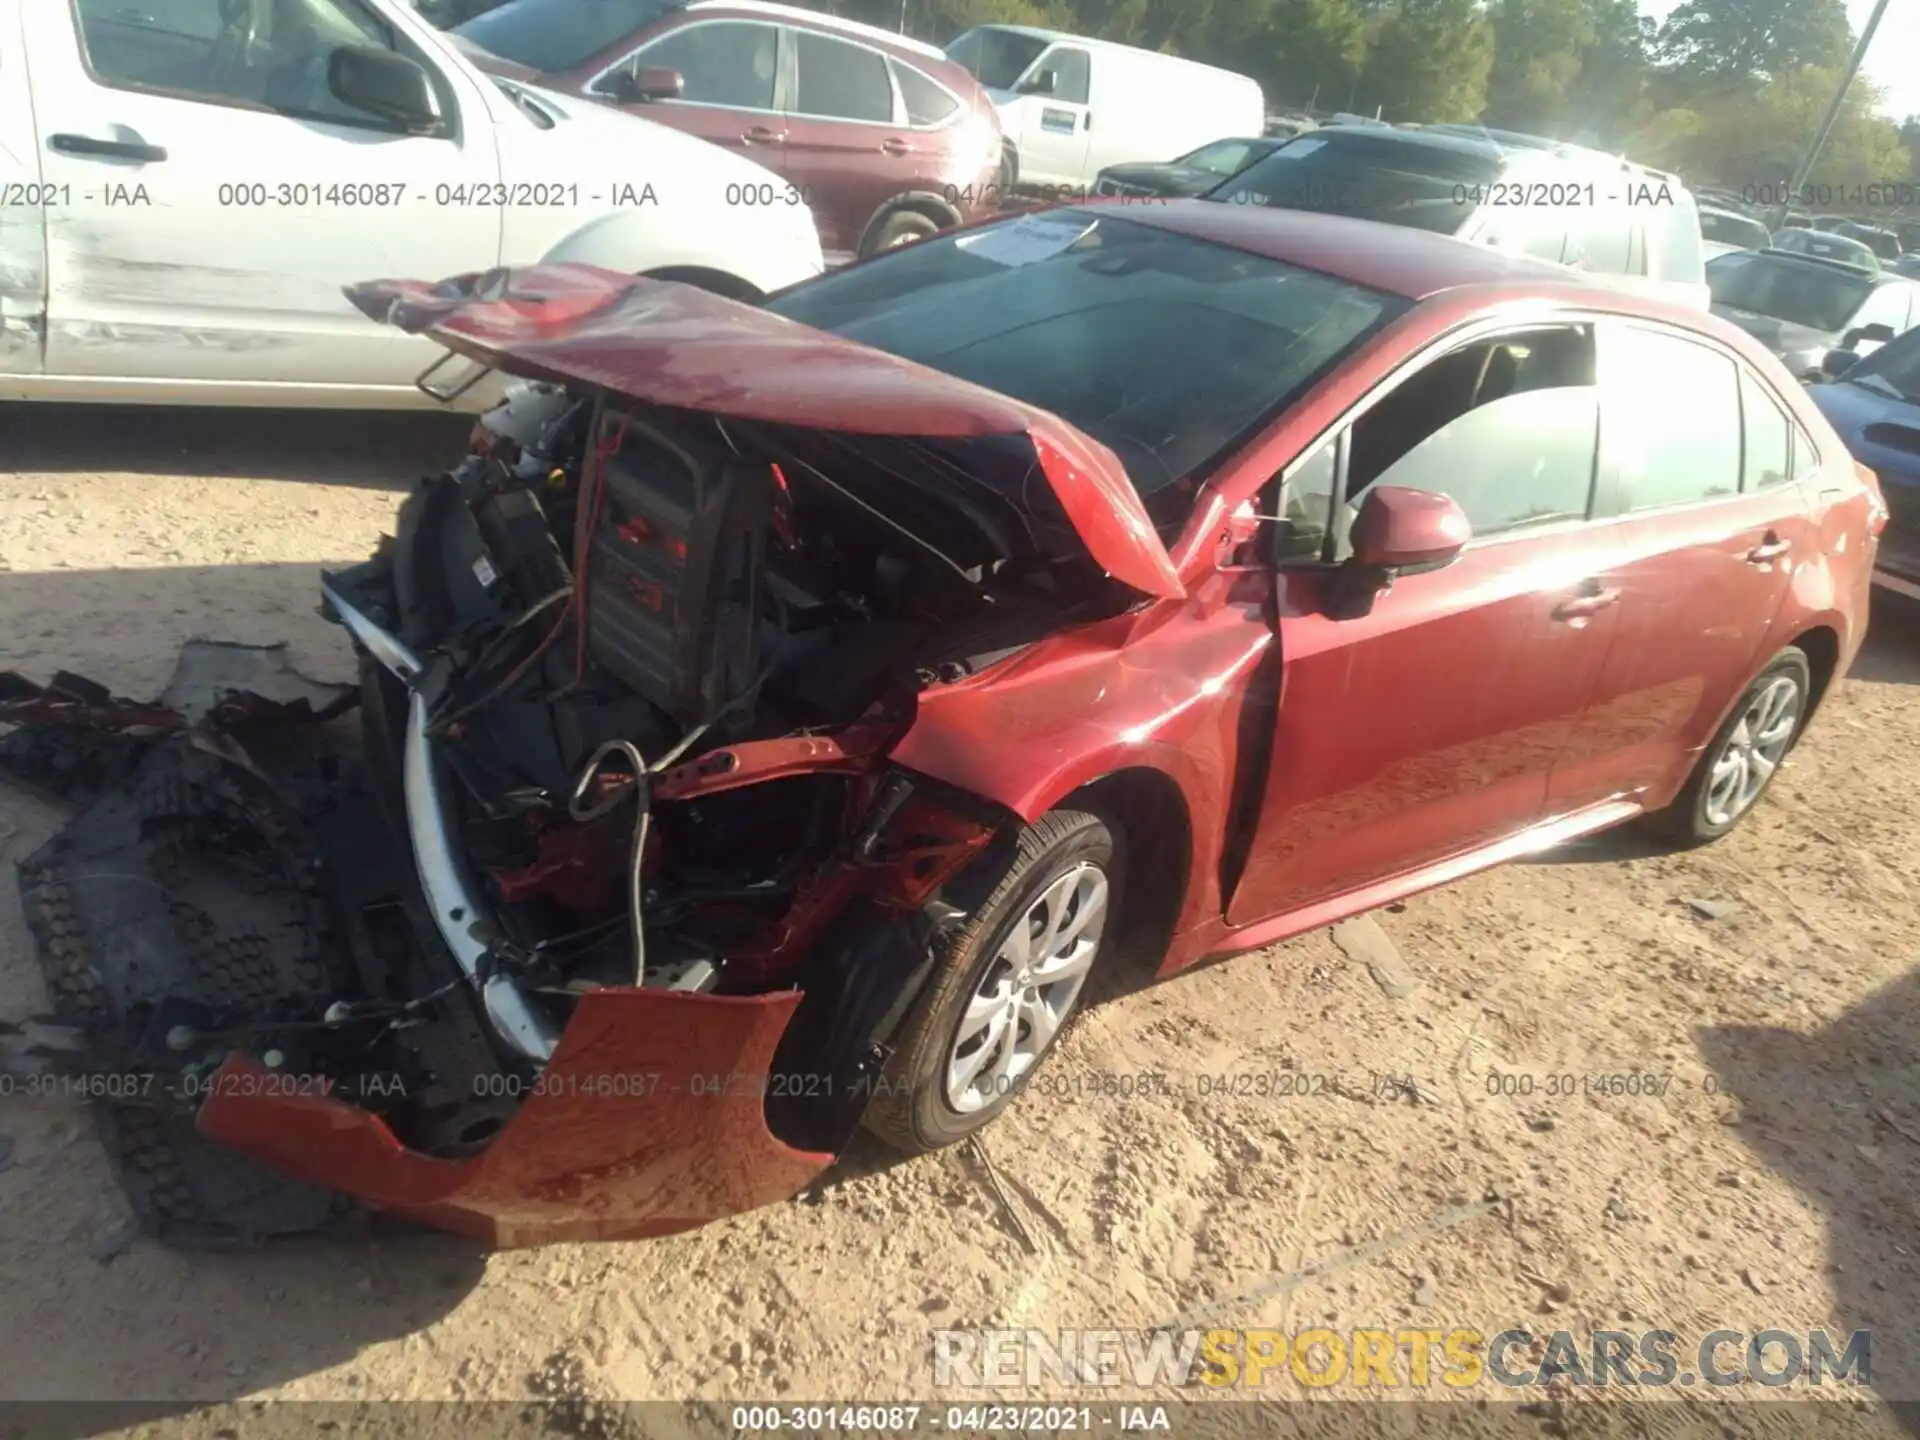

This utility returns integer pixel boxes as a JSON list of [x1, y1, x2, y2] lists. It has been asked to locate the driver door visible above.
[[1006, 44, 1089, 189], [25, 0, 498, 392], [1226, 323, 1622, 925]]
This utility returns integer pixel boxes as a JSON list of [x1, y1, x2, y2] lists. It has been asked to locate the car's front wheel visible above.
[[864, 808, 1123, 1153], [1645, 645, 1811, 845]]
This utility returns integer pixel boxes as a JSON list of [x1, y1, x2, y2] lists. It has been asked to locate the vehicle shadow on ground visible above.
[[0, 404, 473, 488], [1697, 968, 1920, 1415]]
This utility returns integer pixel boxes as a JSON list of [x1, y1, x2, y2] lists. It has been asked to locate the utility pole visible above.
[[1770, 0, 1895, 229]]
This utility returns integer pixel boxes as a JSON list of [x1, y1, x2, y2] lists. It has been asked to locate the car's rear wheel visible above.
[[1644, 646, 1810, 846], [863, 210, 941, 257], [863, 808, 1123, 1154]]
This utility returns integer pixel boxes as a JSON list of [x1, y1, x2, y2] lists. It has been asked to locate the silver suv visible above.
[[1206, 128, 1708, 307]]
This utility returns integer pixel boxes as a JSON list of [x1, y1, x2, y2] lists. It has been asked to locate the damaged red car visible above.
[[4, 203, 1881, 1248]]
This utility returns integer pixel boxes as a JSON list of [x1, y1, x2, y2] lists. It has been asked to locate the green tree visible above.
[[1482, 0, 1595, 134], [1655, 0, 1850, 83], [1356, 0, 1493, 122]]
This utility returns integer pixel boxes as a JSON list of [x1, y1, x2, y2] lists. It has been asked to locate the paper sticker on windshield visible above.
[[956, 212, 1096, 268]]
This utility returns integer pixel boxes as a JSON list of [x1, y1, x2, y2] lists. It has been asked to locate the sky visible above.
[[1638, 0, 1920, 121]]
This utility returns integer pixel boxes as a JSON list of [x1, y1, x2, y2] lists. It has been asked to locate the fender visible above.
[[853, 191, 964, 258], [539, 208, 823, 298]]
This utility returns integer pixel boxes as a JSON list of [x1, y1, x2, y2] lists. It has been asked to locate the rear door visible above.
[[778, 28, 906, 256], [1544, 322, 1804, 813], [1227, 322, 1619, 925], [25, 0, 499, 391], [606, 19, 784, 163]]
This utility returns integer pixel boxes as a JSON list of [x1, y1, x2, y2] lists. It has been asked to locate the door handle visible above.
[[1746, 534, 1791, 563], [880, 137, 913, 156], [742, 125, 785, 145], [1552, 584, 1621, 621], [49, 133, 167, 163], [1083, 111, 1093, 130]]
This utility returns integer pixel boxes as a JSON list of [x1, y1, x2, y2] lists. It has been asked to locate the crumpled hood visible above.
[[344, 264, 1184, 600]]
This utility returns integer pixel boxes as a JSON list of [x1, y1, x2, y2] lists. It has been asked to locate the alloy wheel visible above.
[[1703, 674, 1803, 827], [943, 861, 1108, 1113]]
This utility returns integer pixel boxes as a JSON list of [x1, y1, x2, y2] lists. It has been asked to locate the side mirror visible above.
[[600, 66, 683, 102], [1329, 485, 1472, 618], [1018, 68, 1059, 96], [1822, 347, 1860, 379], [329, 45, 441, 131], [1846, 321, 1896, 348]]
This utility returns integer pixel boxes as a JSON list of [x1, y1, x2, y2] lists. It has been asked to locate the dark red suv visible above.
[[451, 0, 1005, 260]]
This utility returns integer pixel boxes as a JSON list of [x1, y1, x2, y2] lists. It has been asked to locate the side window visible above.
[[1851, 284, 1912, 335], [895, 61, 959, 126], [1273, 437, 1339, 564], [1606, 326, 1741, 512], [1042, 47, 1091, 105], [793, 33, 893, 122], [1739, 369, 1792, 491], [1789, 421, 1822, 484], [1478, 202, 1569, 264], [1338, 326, 1600, 545], [72, 0, 406, 125], [1566, 205, 1633, 275], [638, 23, 777, 110]]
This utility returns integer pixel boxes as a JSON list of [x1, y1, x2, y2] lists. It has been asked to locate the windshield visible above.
[[1842, 324, 1920, 400], [763, 212, 1409, 511], [455, 0, 672, 72], [1700, 210, 1769, 249], [1707, 253, 1874, 332], [1178, 139, 1270, 176], [1206, 133, 1499, 235], [945, 27, 1050, 91]]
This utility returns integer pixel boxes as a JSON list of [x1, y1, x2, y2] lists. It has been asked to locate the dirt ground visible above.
[[3, 404, 1920, 1433]]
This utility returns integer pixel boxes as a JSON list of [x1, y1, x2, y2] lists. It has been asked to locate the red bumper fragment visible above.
[[198, 988, 833, 1247]]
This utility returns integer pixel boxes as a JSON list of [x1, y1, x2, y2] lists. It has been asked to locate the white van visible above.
[[944, 26, 1263, 195]]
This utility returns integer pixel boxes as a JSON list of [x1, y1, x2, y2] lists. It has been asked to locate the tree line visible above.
[[809, 0, 1920, 198]]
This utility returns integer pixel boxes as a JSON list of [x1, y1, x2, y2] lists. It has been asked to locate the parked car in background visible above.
[[1700, 205, 1771, 260], [1322, 112, 1391, 128], [1205, 127, 1708, 307], [1808, 326, 1920, 601], [1094, 136, 1285, 199], [0, 0, 822, 409], [450, 0, 1002, 260], [1770, 227, 1879, 272], [1265, 113, 1318, 139], [1894, 253, 1920, 280], [1707, 250, 1920, 381], [1897, 220, 1920, 253], [1835, 222, 1903, 264], [1809, 215, 1850, 232], [30, 202, 1877, 1245], [943, 25, 1263, 196]]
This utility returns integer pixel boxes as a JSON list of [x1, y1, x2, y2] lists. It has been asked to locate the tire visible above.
[[1643, 645, 1811, 847], [998, 145, 1019, 201], [864, 808, 1124, 1154], [863, 210, 941, 257]]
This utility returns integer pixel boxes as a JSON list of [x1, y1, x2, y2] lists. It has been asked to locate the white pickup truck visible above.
[[0, 0, 825, 408]]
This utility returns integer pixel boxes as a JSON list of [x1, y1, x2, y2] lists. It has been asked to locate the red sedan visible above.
[[7, 202, 1883, 1247]]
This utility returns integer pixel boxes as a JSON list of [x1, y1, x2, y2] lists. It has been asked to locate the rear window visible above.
[[1707, 253, 1874, 331], [1837, 224, 1902, 261], [456, 0, 676, 71], [1207, 132, 1499, 235], [895, 61, 959, 126], [763, 212, 1410, 514]]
